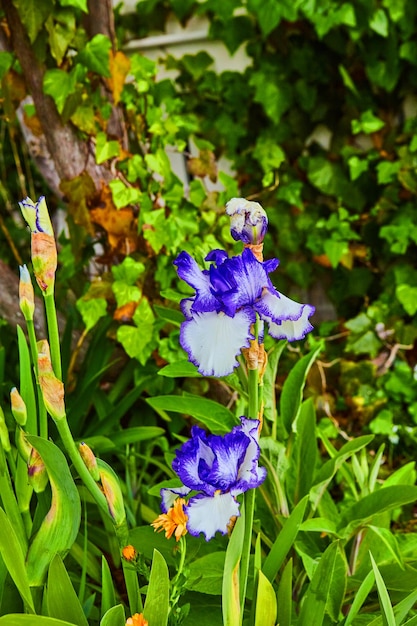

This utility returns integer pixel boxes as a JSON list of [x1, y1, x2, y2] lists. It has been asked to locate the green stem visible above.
[[170, 536, 187, 613], [44, 293, 61, 381], [54, 417, 109, 518], [247, 367, 259, 420], [26, 318, 47, 439], [115, 522, 143, 614]]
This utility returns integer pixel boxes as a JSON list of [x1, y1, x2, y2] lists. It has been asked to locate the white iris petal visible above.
[[180, 309, 255, 377], [256, 290, 315, 341], [186, 492, 240, 540]]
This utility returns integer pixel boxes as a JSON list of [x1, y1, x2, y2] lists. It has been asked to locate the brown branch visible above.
[[1, 0, 113, 189]]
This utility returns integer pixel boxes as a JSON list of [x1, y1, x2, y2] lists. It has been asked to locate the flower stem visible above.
[[54, 416, 109, 518], [44, 293, 61, 381]]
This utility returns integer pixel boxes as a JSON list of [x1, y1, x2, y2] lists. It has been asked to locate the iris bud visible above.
[[28, 447, 49, 493], [0, 406, 11, 453], [37, 340, 65, 421], [97, 458, 126, 526], [10, 387, 27, 426], [19, 196, 57, 295], [225, 197, 268, 245], [19, 265, 35, 321], [79, 442, 100, 482]]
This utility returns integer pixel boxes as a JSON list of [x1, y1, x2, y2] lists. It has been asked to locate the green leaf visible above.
[[254, 570, 277, 626], [109, 180, 141, 209], [13, 0, 53, 42], [370, 8, 389, 37], [59, 0, 88, 11], [277, 558, 292, 626], [143, 550, 169, 626], [158, 360, 201, 378], [17, 325, 37, 435], [376, 161, 401, 184], [186, 552, 225, 595], [344, 569, 375, 626], [280, 344, 322, 434], [0, 508, 34, 613], [223, 504, 245, 626], [310, 436, 374, 512], [323, 239, 349, 268], [262, 495, 308, 582], [76, 297, 107, 332], [112, 257, 145, 284], [43, 67, 80, 115], [396, 284, 417, 316], [370, 553, 396, 626], [46, 554, 88, 626], [0, 617, 76, 626], [101, 557, 117, 617], [351, 110, 385, 135], [146, 394, 237, 433], [288, 398, 318, 504], [76, 34, 111, 76], [117, 324, 153, 365], [0, 51, 14, 80], [348, 156, 369, 181], [100, 604, 126, 626], [337, 486, 417, 539], [25, 436, 81, 586], [298, 541, 347, 625], [366, 526, 403, 569], [96, 132, 120, 165]]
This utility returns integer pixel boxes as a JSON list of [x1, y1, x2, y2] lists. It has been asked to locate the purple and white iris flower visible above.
[[161, 417, 266, 541], [173, 247, 315, 377]]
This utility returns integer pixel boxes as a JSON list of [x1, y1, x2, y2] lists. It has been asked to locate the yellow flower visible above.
[[122, 544, 137, 562], [151, 497, 188, 541], [125, 613, 148, 626]]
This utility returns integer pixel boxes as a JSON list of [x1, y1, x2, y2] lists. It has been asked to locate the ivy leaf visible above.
[[13, 0, 53, 42], [76, 298, 107, 332], [109, 50, 131, 105], [112, 257, 145, 284], [351, 110, 385, 135], [109, 180, 141, 209], [396, 284, 417, 316], [247, 0, 297, 36], [45, 11, 76, 65], [95, 132, 120, 165], [76, 34, 111, 77], [324, 239, 349, 268], [369, 8, 389, 37], [43, 68, 78, 115], [0, 52, 13, 80], [59, 0, 88, 11], [348, 156, 369, 181], [376, 161, 401, 184]]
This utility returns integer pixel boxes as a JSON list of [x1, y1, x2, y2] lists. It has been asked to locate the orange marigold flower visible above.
[[125, 613, 148, 626], [122, 544, 137, 562], [151, 497, 188, 541]]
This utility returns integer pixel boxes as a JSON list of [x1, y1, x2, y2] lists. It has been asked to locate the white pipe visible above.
[[125, 29, 209, 51]]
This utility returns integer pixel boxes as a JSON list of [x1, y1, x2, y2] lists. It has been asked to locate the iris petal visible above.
[[173, 435, 217, 495], [207, 431, 249, 491], [160, 486, 191, 513], [174, 251, 218, 313], [255, 290, 315, 341], [185, 492, 241, 540], [179, 309, 255, 377]]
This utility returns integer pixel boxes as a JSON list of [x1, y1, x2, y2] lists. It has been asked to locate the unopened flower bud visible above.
[[37, 340, 65, 421], [98, 458, 126, 526], [19, 265, 35, 321], [10, 387, 27, 426], [15, 427, 32, 462], [122, 544, 137, 562], [79, 442, 100, 482], [19, 196, 57, 295], [0, 406, 11, 453], [28, 447, 49, 493], [226, 197, 268, 245]]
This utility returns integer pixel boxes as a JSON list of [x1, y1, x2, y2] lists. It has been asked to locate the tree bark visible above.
[[0, 0, 114, 191]]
